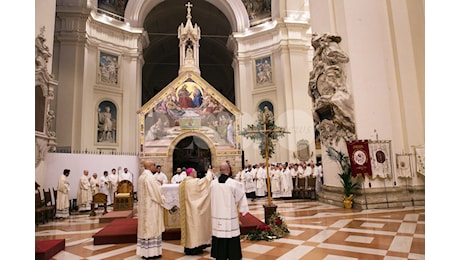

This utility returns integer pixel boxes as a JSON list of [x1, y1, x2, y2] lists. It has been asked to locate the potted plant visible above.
[[326, 146, 360, 208]]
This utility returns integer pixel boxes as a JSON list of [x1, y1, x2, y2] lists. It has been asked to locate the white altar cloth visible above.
[[162, 184, 180, 210]]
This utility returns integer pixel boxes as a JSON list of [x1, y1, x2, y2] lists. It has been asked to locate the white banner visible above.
[[369, 140, 392, 179], [413, 145, 425, 176]]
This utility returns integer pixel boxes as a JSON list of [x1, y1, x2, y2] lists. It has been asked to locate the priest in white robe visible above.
[[210, 161, 249, 260], [56, 169, 71, 218], [107, 168, 118, 205], [77, 170, 92, 211], [136, 160, 165, 259], [99, 170, 112, 205], [243, 164, 256, 201], [270, 164, 282, 199], [280, 163, 293, 198], [255, 163, 267, 197], [90, 173, 100, 195], [179, 167, 213, 255]]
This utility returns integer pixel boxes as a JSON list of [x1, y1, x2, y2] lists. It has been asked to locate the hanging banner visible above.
[[413, 145, 425, 176], [396, 153, 413, 178], [369, 140, 392, 179], [346, 140, 373, 177]]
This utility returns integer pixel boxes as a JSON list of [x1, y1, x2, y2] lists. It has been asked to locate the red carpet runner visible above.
[[93, 213, 264, 245]]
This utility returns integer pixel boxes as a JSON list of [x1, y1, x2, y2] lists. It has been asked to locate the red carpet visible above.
[[93, 218, 138, 245], [93, 213, 263, 245], [99, 210, 133, 223], [35, 239, 65, 260], [240, 212, 265, 235]]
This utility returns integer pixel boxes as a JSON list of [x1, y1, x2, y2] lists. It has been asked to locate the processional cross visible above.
[[240, 108, 289, 205]]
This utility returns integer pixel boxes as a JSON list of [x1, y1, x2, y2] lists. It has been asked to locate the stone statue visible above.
[[308, 33, 356, 146], [35, 26, 52, 71], [46, 110, 56, 137]]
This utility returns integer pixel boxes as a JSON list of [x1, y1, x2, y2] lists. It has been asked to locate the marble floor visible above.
[[35, 198, 425, 260]]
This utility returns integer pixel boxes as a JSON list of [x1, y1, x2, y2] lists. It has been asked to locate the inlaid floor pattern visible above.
[[35, 198, 425, 260]]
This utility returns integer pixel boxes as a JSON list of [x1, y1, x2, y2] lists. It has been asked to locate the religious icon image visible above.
[[255, 56, 273, 85], [98, 51, 119, 85], [141, 78, 239, 155], [353, 150, 367, 165]]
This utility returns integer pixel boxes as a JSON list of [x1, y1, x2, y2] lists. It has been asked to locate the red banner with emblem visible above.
[[346, 140, 373, 177]]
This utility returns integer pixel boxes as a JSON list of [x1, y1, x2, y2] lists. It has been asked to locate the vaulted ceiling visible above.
[[141, 0, 235, 105]]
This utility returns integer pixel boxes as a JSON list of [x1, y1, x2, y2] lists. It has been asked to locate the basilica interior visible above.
[[32, 0, 428, 259]]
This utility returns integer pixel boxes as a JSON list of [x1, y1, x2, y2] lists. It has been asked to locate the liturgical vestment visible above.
[[179, 170, 213, 249]]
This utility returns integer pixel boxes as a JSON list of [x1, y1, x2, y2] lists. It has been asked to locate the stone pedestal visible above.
[[263, 204, 278, 224]]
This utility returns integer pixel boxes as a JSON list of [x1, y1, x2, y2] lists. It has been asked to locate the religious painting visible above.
[[141, 76, 239, 155], [97, 0, 128, 19], [369, 140, 392, 179], [242, 0, 272, 27], [413, 145, 425, 176], [97, 101, 117, 144], [97, 51, 119, 86], [255, 56, 273, 85], [396, 153, 413, 178]]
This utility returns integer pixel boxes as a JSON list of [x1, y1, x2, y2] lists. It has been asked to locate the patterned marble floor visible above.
[[35, 198, 425, 260]]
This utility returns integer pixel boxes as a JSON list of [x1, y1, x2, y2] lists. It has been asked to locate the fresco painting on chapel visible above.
[[139, 76, 240, 155]]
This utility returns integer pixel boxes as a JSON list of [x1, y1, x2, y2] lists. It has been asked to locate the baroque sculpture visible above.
[[308, 33, 356, 146]]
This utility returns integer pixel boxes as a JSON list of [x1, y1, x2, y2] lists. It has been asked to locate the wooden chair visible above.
[[297, 178, 307, 199], [293, 177, 306, 199], [52, 188, 57, 205], [43, 188, 56, 220], [35, 191, 47, 225], [291, 177, 298, 198], [306, 177, 317, 200], [90, 193, 108, 216], [113, 180, 134, 211]]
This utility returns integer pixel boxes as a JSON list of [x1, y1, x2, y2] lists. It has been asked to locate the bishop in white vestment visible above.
[[179, 168, 213, 255]]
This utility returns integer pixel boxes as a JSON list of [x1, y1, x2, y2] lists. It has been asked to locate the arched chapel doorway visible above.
[[173, 136, 211, 177]]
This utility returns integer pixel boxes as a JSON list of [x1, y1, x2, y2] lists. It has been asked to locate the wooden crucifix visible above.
[[240, 108, 289, 206]]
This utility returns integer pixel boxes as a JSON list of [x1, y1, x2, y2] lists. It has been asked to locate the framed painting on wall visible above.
[[255, 56, 273, 86], [97, 51, 119, 86]]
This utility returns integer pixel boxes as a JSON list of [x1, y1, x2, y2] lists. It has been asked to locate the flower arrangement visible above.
[[245, 212, 290, 241]]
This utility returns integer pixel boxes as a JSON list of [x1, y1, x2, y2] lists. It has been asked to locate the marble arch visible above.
[[124, 0, 250, 32]]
